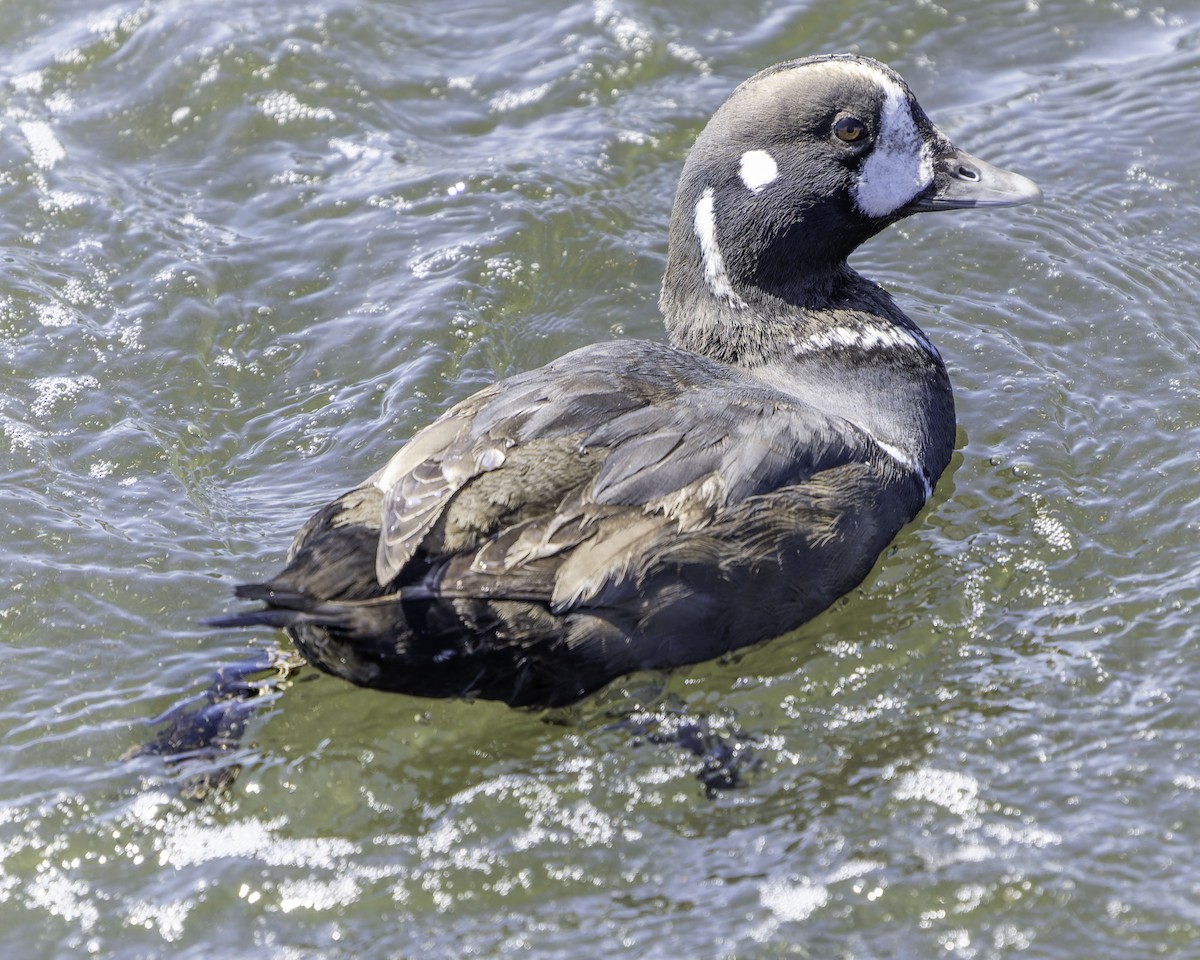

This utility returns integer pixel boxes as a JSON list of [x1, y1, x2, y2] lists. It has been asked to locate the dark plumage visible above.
[[208, 55, 1039, 707]]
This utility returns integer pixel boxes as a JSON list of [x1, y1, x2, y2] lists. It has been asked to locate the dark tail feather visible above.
[[207, 574, 543, 634], [203, 580, 431, 636], [202, 582, 355, 631], [232, 583, 313, 607], [201, 607, 309, 630]]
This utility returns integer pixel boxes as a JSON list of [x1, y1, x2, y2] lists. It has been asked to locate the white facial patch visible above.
[[693, 187, 738, 301], [739, 149, 778, 193], [851, 75, 934, 218]]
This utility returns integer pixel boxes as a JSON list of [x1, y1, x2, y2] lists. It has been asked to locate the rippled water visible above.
[[4, 0, 1200, 956]]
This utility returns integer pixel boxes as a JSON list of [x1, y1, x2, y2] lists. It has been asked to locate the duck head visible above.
[[660, 54, 1041, 317]]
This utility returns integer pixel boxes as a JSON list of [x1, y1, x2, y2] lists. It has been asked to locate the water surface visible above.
[[3, 1, 1200, 957]]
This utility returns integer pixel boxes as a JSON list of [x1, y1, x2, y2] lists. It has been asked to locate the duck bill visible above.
[[905, 146, 1042, 212]]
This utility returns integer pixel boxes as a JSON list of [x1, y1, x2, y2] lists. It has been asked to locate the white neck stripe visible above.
[[792, 323, 936, 357], [693, 187, 740, 302]]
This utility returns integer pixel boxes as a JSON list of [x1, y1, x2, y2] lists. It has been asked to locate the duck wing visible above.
[[371, 339, 911, 612]]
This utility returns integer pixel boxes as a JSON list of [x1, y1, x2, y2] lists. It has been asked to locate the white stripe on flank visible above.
[[874, 438, 932, 501]]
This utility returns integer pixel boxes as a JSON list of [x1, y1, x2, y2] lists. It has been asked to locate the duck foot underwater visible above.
[[619, 709, 763, 798], [125, 646, 305, 801], [129, 656, 763, 800]]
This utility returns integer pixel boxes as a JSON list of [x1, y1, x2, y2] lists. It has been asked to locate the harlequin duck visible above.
[[208, 54, 1040, 707]]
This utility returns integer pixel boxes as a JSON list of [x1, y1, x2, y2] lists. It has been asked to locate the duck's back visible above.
[[232, 338, 935, 706]]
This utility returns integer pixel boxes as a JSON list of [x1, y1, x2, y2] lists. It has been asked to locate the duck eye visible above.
[[834, 116, 866, 143]]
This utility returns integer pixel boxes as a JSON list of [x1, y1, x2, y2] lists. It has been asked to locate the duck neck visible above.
[[660, 262, 957, 487], [662, 260, 866, 364]]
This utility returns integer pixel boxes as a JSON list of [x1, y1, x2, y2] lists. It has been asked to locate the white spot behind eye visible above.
[[850, 76, 934, 218], [739, 149, 779, 193], [693, 187, 739, 301]]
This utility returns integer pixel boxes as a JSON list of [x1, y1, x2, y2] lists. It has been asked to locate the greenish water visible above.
[[4, 0, 1200, 956]]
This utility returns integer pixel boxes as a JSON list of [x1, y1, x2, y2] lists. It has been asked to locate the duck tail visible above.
[[201, 606, 311, 631], [202, 579, 438, 634], [204, 584, 356, 631]]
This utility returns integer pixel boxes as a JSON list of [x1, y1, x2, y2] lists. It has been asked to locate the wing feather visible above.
[[369, 340, 895, 604]]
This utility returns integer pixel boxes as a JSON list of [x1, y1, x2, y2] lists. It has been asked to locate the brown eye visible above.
[[834, 116, 866, 143]]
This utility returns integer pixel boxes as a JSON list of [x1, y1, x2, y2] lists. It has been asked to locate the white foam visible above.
[[759, 877, 829, 922], [330, 137, 384, 162], [893, 766, 980, 817], [35, 301, 75, 328], [593, 0, 653, 55], [277, 875, 362, 914], [26, 866, 99, 932], [19, 121, 65, 170], [1033, 507, 1073, 551], [259, 91, 336, 125], [30, 375, 98, 418], [739, 149, 778, 193], [126, 898, 190, 943], [11, 70, 44, 93], [159, 815, 357, 869], [490, 82, 553, 113]]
